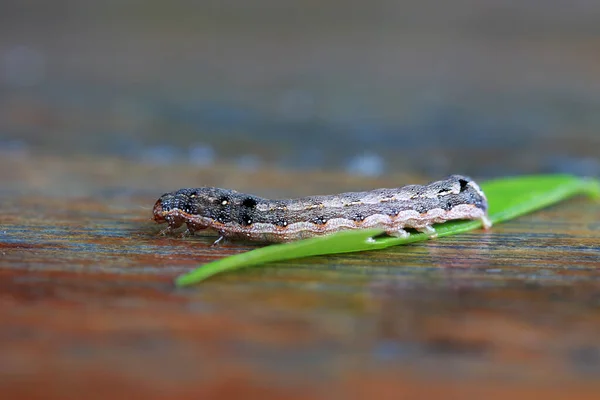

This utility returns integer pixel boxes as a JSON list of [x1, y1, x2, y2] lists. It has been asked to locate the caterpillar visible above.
[[152, 174, 491, 244]]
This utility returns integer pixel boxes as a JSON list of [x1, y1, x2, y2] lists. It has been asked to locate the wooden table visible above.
[[1, 153, 599, 399]]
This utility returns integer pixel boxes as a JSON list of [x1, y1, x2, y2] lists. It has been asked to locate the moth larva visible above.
[[152, 175, 491, 244]]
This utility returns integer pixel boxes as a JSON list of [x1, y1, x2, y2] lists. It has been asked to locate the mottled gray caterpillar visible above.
[[153, 175, 491, 244]]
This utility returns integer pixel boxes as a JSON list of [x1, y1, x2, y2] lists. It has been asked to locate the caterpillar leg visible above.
[[386, 228, 410, 239], [181, 229, 194, 238], [481, 215, 493, 229], [159, 226, 175, 236], [183, 223, 207, 237], [211, 236, 226, 246], [159, 222, 182, 236], [417, 225, 438, 238], [159, 216, 184, 236]]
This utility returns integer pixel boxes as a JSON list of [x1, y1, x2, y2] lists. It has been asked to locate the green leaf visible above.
[[175, 174, 599, 286]]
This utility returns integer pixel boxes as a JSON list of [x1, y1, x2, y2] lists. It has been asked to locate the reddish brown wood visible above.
[[1, 154, 600, 399]]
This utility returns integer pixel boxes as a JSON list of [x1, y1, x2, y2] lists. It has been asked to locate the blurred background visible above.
[[1, 0, 599, 179], [2, 3, 600, 397]]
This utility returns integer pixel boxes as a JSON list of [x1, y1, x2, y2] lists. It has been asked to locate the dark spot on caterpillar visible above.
[[414, 203, 428, 214], [242, 197, 258, 208], [275, 219, 288, 227], [389, 208, 400, 217], [354, 214, 365, 222], [474, 198, 486, 210], [446, 201, 453, 210], [240, 214, 253, 226], [459, 179, 469, 192], [312, 216, 327, 225]]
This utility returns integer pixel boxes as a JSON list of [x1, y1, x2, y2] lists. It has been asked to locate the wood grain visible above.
[[1, 153, 600, 399]]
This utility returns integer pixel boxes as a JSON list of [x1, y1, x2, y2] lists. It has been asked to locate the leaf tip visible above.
[[174, 273, 196, 287]]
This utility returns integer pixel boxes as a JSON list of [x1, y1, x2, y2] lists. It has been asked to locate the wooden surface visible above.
[[1, 153, 600, 399]]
